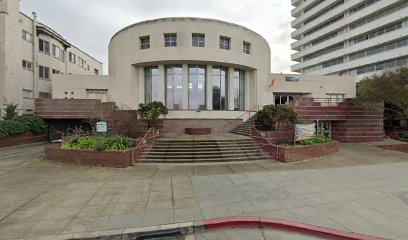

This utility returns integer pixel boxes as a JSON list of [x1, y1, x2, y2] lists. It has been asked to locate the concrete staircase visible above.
[[230, 116, 256, 136], [140, 138, 267, 163]]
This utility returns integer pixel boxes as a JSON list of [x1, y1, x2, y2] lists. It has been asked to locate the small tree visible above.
[[137, 101, 168, 129], [255, 105, 298, 131], [355, 67, 408, 121], [3, 104, 18, 120]]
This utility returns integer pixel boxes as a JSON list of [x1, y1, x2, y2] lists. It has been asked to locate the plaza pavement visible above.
[[0, 139, 407, 239]]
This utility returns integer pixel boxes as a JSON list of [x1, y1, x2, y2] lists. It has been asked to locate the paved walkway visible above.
[[0, 139, 407, 239]]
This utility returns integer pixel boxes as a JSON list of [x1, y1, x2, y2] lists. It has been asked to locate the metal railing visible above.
[[312, 98, 345, 107], [251, 126, 279, 159], [131, 127, 161, 163]]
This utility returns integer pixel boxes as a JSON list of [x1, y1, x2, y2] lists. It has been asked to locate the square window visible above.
[[140, 36, 150, 49], [39, 39, 50, 54], [61, 50, 66, 63], [220, 36, 230, 50], [39, 65, 50, 80], [69, 52, 76, 64], [22, 60, 33, 70], [243, 41, 251, 54], [22, 89, 33, 99], [164, 34, 177, 47], [192, 34, 205, 47], [52, 45, 61, 59], [22, 30, 32, 43]]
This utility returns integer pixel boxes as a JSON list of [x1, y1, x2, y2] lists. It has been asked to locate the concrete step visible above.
[[142, 156, 268, 163]]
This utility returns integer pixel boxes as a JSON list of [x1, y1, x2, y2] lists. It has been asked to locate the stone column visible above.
[[206, 64, 213, 110], [158, 64, 165, 103], [182, 64, 189, 110], [138, 66, 144, 104]]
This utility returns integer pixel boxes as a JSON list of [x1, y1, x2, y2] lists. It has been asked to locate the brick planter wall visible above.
[[276, 141, 339, 162], [0, 133, 48, 148], [45, 145, 133, 168]]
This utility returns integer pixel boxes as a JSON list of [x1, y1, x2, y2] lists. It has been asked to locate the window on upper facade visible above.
[[69, 52, 76, 64], [22, 60, 33, 71], [243, 41, 251, 54], [39, 92, 52, 99], [39, 39, 50, 54], [22, 89, 33, 99], [192, 34, 205, 47], [140, 36, 150, 49], [52, 69, 60, 74], [78, 57, 84, 67], [61, 50, 66, 63], [219, 36, 230, 50], [52, 45, 61, 59], [94, 69, 99, 75], [39, 65, 50, 80], [164, 34, 177, 47], [22, 30, 32, 43]]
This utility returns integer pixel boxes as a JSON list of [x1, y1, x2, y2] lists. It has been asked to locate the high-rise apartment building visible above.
[[291, 0, 408, 80], [0, 0, 103, 116]]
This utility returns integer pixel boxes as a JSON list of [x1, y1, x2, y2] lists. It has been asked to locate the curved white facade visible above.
[[108, 17, 272, 111]]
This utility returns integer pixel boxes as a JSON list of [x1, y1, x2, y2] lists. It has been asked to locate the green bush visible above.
[[398, 131, 408, 142], [3, 104, 18, 120], [297, 135, 332, 145], [63, 135, 133, 151], [137, 101, 168, 128], [0, 116, 47, 139], [255, 105, 298, 131]]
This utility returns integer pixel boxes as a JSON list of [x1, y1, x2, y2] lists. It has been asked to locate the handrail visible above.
[[251, 126, 279, 158], [135, 127, 154, 149], [230, 105, 260, 124]]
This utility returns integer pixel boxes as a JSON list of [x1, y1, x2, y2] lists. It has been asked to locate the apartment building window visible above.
[[322, 58, 344, 68], [52, 45, 61, 59], [164, 34, 177, 47], [39, 92, 52, 99], [78, 57, 84, 67], [94, 69, 99, 75], [22, 89, 33, 99], [219, 36, 230, 50], [349, 0, 380, 15], [192, 34, 205, 47], [304, 43, 344, 61], [304, 0, 345, 26], [243, 42, 251, 54], [61, 50, 66, 63], [38, 65, 50, 80], [140, 36, 150, 49], [39, 39, 50, 54], [22, 60, 33, 71], [349, 38, 407, 61], [22, 30, 32, 43], [304, 14, 344, 37], [69, 52, 76, 64], [351, 57, 408, 75], [144, 66, 160, 103], [352, 22, 402, 45]]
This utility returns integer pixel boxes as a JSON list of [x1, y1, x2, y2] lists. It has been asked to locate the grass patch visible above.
[[297, 135, 332, 145]]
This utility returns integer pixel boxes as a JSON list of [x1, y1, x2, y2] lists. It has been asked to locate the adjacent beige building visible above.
[[51, 17, 355, 120], [0, 0, 102, 117]]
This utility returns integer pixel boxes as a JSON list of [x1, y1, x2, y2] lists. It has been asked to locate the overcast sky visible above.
[[20, 0, 295, 74]]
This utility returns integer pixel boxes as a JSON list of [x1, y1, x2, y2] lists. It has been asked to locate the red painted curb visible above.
[[202, 217, 387, 240]]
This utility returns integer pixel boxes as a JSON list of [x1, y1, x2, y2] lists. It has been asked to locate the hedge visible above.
[[0, 116, 47, 139]]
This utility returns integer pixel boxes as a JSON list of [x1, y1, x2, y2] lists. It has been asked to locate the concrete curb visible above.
[[72, 216, 388, 240]]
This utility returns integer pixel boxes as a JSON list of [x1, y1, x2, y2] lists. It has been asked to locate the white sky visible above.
[[20, 0, 295, 75]]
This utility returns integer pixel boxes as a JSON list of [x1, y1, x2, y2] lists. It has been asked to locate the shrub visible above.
[[297, 135, 332, 145], [137, 101, 168, 128], [3, 104, 18, 120], [255, 105, 298, 131], [63, 135, 133, 151], [398, 131, 408, 142], [0, 116, 47, 139]]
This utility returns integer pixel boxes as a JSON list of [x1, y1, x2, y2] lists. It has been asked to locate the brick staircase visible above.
[[140, 137, 267, 163]]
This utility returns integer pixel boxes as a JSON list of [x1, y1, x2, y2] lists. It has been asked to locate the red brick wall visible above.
[[293, 98, 384, 143], [45, 145, 132, 168], [276, 142, 339, 162], [0, 133, 48, 148], [163, 119, 241, 133]]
